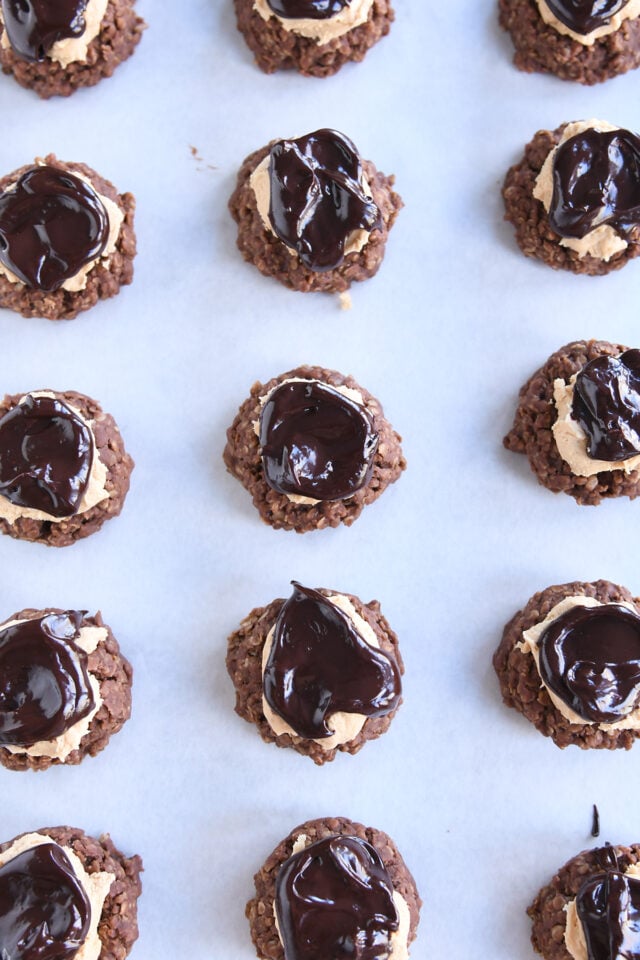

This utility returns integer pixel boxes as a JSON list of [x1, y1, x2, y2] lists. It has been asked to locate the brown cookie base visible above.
[[0, 826, 142, 960], [503, 339, 640, 504], [493, 579, 640, 749], [0, 0, 145, 98], [223, 365, 406, 532], [0, 155, 136, 321], [502, 126, 640, 276], [247, 816, 421, 960], [226, 589, 403, 763], [499, 0, 640, 84], [0, 608, 132, 772], [528, 844, 640, 960], [0, 389, 134, 547], [229, 144, 402, 293], [233, 0, 393, 77]]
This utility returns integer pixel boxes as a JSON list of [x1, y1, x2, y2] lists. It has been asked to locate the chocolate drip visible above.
[[0, 0, 89, 62], [259, 380, 378, 501], [572, 350, 640, 462], [0, 612, 95, 747], [275, 835, 399, 960], [548, 127, 640, 240], [268, 129, 381, 271], [0, 394, 93, 518], [576, 868, 640, 960], [544, 0, 629, 35], [538, 603, 640, 723], [263, 583, 401, 740], [0, 842, 91, 960], [266, 0, 350, 19], [0, 165, 109, 292]]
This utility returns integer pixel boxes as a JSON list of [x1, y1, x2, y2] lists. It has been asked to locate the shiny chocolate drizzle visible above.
[[263, 583, 401, 739], [0, 165, 109, 292], [0, 0, 89, 62], [0, 612, 95, 747], [275, 835, 399, 960], [259, 380, 378, 501], [0, 394, 93, 518], [571, 350, 640, 462], [268, 129, 381, 271], [576, 862, 640, 960], [548, 127, 640, 240], [544, 0, 629, 35], [538, 603, 640, 723], [265, 0, 350, 18], [0, 842, 91, 960]]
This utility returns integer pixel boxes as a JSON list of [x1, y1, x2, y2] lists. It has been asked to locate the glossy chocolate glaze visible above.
[[266, 0, 349, 18], [538, 603, 640, 723], [0, 165, 109, 292], [0, 612, 95, 747], [263, 583, 401, 740], [275, 835, 399, 960], [268, 129, 381, 271], [1, 0, 89, 62], [0, 394, 93, 518], [548, 127, 640, 240], [544, 0, 629, 35], [572, 350, 640, 462], [259, 380, 378, 501], [0, 842, 91, 960], [576, 868, 640, 960]]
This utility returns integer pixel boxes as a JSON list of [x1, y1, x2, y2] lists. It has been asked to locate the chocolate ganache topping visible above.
[[265, 0, 350, 18], [1, 0, 89, 62], [544, 0, 629, 35], [263, 583, 401, 740], [538, 603, 640, 723], [259, 380, 378, 501], [268, 129, 381, 271], [0, 395, 93, 518], [571, 350, 640, 462], [0, 166, 109, 292], [275, 835, 399, 960], [548, 127, 640, 240], [0, 612, 95, 747], [0, 842, 91, 960], [576, 862, 640, 960]]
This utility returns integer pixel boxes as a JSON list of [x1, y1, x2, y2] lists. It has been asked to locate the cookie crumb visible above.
[[339, 291, 352, 310]]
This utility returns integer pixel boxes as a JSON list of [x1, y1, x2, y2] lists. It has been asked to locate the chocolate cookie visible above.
[[0, 389, 134, 546], [0, 0, 144, 98], [229, 129, 402, 294], [233, 0, 393, 77], [494, 579, 640, 749], [0, 155, 136, 320], [247, 816, 421, 960], [0, 825, 142, 960], [223, 365, 406, 532]]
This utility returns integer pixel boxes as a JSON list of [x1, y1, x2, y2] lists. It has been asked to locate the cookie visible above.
[[0, 825, 142, 960], [233, 0, 393, 77], [0, 0, 144, 98], [493, 579, 640, 750], [0, 389, 134, 546], [229, 128, 402, 294], [0, 608, 132, 772], [0, 155, 136, 320], [226, 583, 403, 763], [223, 365, 405, 532], [247, 816, 421, 960]]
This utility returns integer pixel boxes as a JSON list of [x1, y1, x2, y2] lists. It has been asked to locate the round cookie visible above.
[[233, 0, 394, 77], [247, 816, 421, 960], [223, 365, 406, 532], [226, 584, 403, 763], [494, 579, 640, 749]]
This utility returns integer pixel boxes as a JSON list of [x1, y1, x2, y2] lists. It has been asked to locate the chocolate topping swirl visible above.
[[267, 129, 381, 271], [0, 842, 91, 960], [0, 0, 89, 62], [576, 866, 640, 960], [544, 0, 629, 35], [538, 603, 640, 723], [275, 835, 399, 960], [0, 612, 95, 747], [265, 0, 350, 19], [263, 583, 401, 739], [548, 127, 640, 241], [572, 350, 640, 462], [259, 380, 378, 501], [0, 165, 109, 292], [0, 394, 94, 518]]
